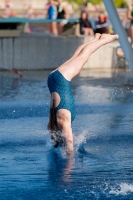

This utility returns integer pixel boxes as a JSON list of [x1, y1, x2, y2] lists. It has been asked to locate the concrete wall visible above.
[[0, 34, 119, 71]]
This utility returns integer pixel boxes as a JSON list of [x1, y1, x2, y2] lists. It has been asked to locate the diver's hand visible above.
[[66, 148, 74, 155]]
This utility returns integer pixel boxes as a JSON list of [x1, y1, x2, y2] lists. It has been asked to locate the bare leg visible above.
[[51, 33, 101, 74], [57, 22, 65, 35], [48, 23, 52, 33], [82, 28, 94, 36], [67, 33, 100, 60], [58, 34, 119, 80], [52, 22, 58, 36], [130, 24, 133, 41], [88, 28, 94, 36], [130, 24, 133, 47], [82, 28, 89, 35]]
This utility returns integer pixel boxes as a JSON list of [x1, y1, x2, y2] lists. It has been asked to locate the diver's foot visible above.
[[100, 34, 119, 45]]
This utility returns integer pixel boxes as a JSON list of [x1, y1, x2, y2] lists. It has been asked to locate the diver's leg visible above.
[[50, 33, 101, 74], [63, 33, 101, 62], [58, 34, 118, 81]]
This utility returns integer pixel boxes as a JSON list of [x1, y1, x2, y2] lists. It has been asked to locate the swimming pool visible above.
[[0, 70, 133, 200]]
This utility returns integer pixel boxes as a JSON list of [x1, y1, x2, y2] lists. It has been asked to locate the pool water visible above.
[[0, 70, 133, 200]]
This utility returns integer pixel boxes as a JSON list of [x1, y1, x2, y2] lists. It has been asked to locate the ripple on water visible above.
[[1, 72, 133, 199]]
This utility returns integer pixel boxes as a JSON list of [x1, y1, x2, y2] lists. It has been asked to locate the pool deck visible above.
[[0, 68, 132, 86]]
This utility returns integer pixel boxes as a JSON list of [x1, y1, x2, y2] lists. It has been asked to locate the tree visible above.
[[66, 0, 102, 5], [66, 0, 128, 7], [89, 0, 102, 5], [113, 0, 128, 8]]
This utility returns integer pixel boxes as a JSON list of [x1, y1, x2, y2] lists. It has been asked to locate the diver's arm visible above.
[[57, 110, 74, 154], [62, 123, 74, 154]]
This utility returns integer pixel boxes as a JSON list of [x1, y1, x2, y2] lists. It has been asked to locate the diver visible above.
[[47, 33, 119, 154]]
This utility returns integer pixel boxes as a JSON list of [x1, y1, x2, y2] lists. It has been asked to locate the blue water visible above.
[[0, 71, 133, 200]]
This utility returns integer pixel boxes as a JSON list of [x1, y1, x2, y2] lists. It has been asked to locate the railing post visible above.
[[103, 0, 133, 70]]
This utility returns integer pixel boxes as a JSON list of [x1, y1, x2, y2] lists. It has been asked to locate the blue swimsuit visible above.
[[47, 70, 76, 122]]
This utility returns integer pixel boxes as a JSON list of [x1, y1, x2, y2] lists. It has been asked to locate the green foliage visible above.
[[89, 0, 102, 5], [66, 0, 102, 5], [113, 0, 128, 8], [67, 0, 128, 7], [66, 0, 82, 4]]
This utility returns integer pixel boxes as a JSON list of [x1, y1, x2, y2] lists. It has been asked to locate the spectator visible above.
[[8, 0, 13, 8], [5, 0, 13, 8], [23, 4, 34, 19], [81, 0, 96, 12], [5, 6, 16, 17], [47, 0, 58, 36], [127, 4, 133, 47], [67, 3, 73, 18], [79, 11, 94, 36], [57, 0, 69, 35], [27, 5, 34, 19], [4, 0, 15, 17], [45, 0, 50, 11], [95, 11, 108, 34], [23, 4, 29, 18]]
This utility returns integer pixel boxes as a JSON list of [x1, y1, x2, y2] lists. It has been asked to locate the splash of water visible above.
[[74, 130, 88, 145], [73, 130, 89, 153], [109, 183, 133, 195]]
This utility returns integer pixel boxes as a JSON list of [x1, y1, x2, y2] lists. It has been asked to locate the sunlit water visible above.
[[0, 70, 133, 200]]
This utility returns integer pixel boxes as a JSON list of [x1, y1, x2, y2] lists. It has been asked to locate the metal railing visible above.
[[0, 17, 79, 23]]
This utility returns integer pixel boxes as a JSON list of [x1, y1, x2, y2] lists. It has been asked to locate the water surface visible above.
[[0, 70, 133, 199]]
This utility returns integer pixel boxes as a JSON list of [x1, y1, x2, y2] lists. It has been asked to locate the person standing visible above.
[[127, 3, 133, 47], [57, 0, 69, 35], [4, 0, 15, 18], [47, 0, 58, 36]]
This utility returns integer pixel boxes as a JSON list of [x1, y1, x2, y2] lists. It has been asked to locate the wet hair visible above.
[[47, 100, 65, 148]]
